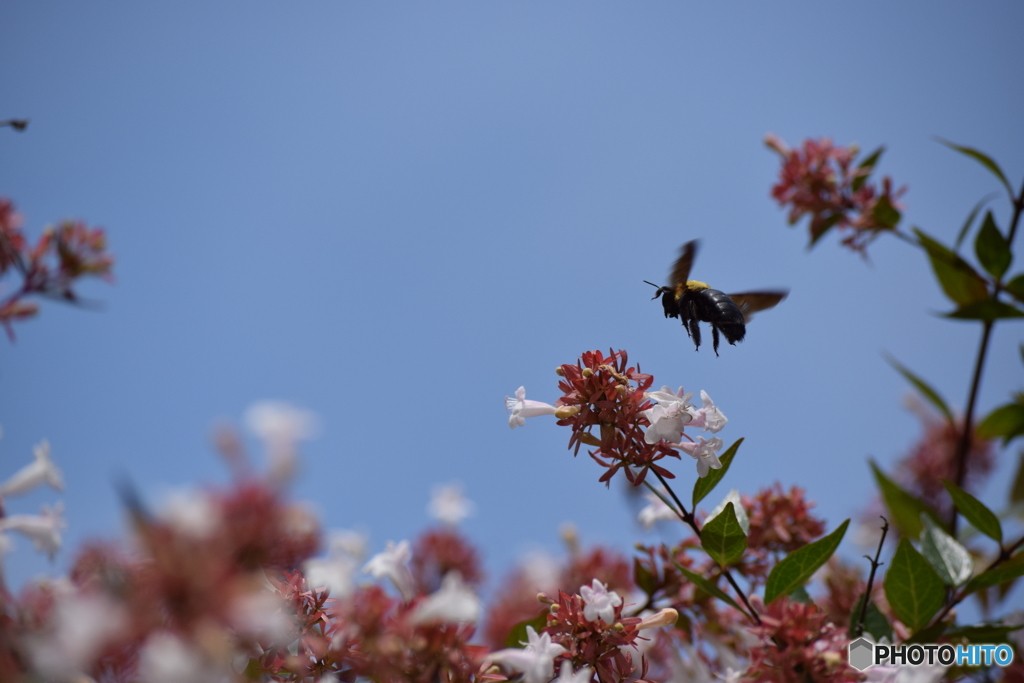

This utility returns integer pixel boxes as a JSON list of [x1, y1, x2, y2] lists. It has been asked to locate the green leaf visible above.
[[788, 585, 813, 604], [945, 299, 1024, 321], [904, 619, 950, 645], [885, 355, 953, 423], [942, 480, 1003, 542], [944, 623, 1024, 645], [919, 514, 973, 586], [870, 460, 944, 539], [1011, 451, 1024, 505], [975, 212, 1012, 279], [503, 611, 548, 648], [915, 228, 990, 306], [764, 519, 849, 604], [964, 553, 1024, 594], [884, 538, 946, 631], [852, 146, 885, 192], [849, 594, 893, 642], [700, 502, 747, 566], [808, 213, 843, 248], [936, 138, 1016, 201], [872, 194, 901, 230], [954, 194, 998, 251], [634, 557, 656, 597], [692, 438, 742, 509], [977, 402, 1024, 447], [672, 561, 743, 613], [1006, 274, 1024, 305]]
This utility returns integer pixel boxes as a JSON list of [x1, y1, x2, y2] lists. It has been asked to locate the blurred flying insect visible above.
[[644, 240, 787, 355]]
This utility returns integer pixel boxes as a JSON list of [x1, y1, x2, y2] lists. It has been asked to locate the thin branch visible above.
[[852, 516, 889, 638], [650, 470, 761, 625], [950, 174, 1024, 533]]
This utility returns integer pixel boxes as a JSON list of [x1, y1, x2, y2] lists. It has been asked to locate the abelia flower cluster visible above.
[[765, 135, 906, 253], [483, 545, 633, 650], [743, 597, 862, 683], [897, 398, 995, 517], [0, 198, 114, 339], [506, 349, 728, 484], [541, 581, 646, 683]]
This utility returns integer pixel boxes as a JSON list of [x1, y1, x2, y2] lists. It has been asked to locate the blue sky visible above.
[[1, 2, 1022, 596]]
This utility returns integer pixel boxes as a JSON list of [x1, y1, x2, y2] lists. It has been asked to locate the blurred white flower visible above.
[[304, 529, 366, 599], [520, 550, 560, 593], [706, 489, 749, 535], [638, 488, 678, 529], [488, 625, 566, 683], [363, 539, 415, 600], [409, 571, 481, 625], [0, 439, 64, 497], [555, 660, 593, 683], [580, 579, 622, 624], [428, 482, 475, 525], [0, 502, 65, 560], [244, 401, 319, 481], [305, 553, 359, 599], [138, 631, 222, 683], [230, 590, 295, 646], [328, 528, 368, 559], [158, 488, 221, 539], [863, 664, 947, 683], [505, 386, 557, 428], [29, 590, 127, 679]]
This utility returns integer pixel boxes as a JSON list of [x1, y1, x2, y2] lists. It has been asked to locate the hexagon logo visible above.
[[848, 638, 874, 671]]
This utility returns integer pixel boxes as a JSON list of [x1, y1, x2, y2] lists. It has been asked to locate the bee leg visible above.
[[711, 325, 721, 356], [688, 317, 701, 350]]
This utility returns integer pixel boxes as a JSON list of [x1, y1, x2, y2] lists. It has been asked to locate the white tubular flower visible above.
[[363, 539, 415, 600], [428, 482, 475, 526], [0, 502, 65, 560], [0, 439, 64, 497], [689, 390, 727, 433], [642, 386, 695, 444], [487, 625, 566, 683], [580, 579, 622, 624], [705, 489, 749, 535], [505, 386, 557, 428], [676, 436, 724, 478], [555, 660, 593, 683], [637, 608, 679, 630], [409, 571, 481, 625]]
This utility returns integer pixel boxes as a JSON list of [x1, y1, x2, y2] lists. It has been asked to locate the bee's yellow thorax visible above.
[[684, 280, 709, 290]]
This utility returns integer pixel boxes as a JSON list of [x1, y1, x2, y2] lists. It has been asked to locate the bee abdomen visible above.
[[698, 289, 746, 343]]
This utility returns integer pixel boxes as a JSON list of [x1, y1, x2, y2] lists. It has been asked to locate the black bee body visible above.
[[655, 282, 745, 354], [647, 241, 786, 355]]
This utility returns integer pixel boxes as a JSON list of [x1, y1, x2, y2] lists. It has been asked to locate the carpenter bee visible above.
[[645, 240, 787, 355]]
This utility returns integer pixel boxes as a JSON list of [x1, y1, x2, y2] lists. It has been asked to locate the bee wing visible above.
[[669, 240, 698, 288], [727, 290, 788, 323]]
